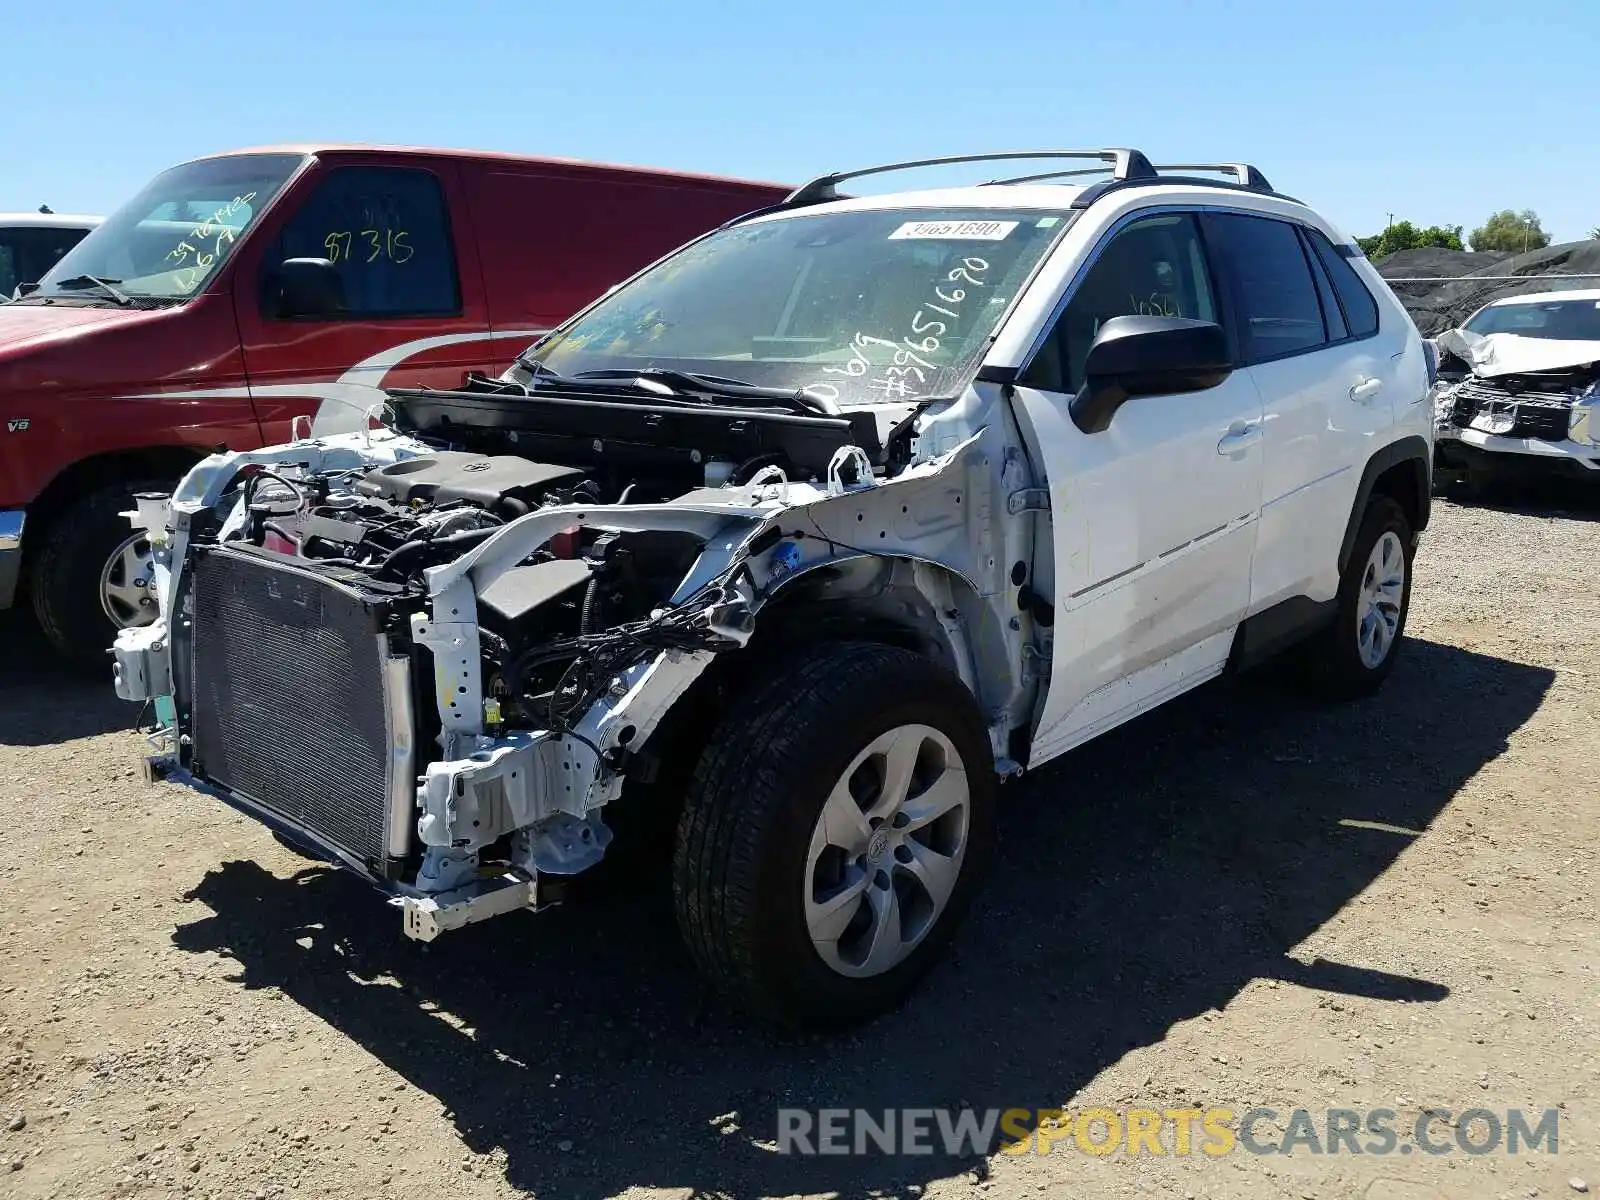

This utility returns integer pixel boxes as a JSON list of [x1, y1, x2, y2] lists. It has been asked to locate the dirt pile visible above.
[[1376, 239, 1600, 334]]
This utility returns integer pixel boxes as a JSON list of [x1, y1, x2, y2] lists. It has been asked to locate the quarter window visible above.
[[1206, 213, 1327, 362], [267, 167, 460, 319], [1022, 212, 1218, 394]]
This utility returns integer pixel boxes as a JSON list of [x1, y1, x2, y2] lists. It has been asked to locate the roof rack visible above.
[[1151, 162, 1274, 192], [1069, 160, 1292, 209], [782, 149, 1158, 207], [766, 152, 1290, 225]]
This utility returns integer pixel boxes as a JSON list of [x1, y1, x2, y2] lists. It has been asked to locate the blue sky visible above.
[[7, 0, 1595, 244]]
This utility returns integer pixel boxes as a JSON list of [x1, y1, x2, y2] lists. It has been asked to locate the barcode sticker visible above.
[[888, 220, 1019, 241]]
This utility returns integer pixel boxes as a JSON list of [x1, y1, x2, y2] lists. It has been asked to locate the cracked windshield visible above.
[[526, 207, 1074, 407]]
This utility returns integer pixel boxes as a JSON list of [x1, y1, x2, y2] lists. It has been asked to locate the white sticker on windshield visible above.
[[888, 219, 1019, 242]]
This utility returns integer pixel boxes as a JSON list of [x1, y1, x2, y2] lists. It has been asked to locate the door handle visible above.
[[1349, 377, 1384, 404], [1217, 421, 1262, 456]]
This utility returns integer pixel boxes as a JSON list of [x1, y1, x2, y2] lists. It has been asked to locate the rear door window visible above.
[[1204, 213, 1328, 363], [1306, 228, 1380, 338], [266, 166, 461, 318], [1300, 228, 1348, 342]]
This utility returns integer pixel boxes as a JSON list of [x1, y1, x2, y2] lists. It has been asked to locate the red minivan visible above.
[[0, 145, 790, 664]]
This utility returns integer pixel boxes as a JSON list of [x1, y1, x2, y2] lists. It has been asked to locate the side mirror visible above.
[[15, 282, 40, 298], [270, 257, 344, 319], [1069, 315, 1233, 434]]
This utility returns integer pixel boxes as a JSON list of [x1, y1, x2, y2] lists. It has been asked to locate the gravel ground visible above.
[[1, 489, 1597, 1200]]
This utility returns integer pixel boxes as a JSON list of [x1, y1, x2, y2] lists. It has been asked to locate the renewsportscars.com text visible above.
[[775, 1106, 1561, 1157]]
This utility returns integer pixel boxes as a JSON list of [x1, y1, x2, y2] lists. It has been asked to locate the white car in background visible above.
[[1434, 289, 1600, 489], [0, 212, 102, 301]]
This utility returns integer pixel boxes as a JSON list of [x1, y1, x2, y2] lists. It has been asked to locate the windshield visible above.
[[1463, 298, 1600, 342], [525, 207, 1074, 407], [31, 153, 303, 301]]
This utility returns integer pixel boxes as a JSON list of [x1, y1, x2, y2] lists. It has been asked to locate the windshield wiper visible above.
[[570, 368, 837, 416], [51, 275, 134, 306]]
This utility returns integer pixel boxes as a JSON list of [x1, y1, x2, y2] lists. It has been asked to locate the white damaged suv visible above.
[[1433, 289, 1600, 489], [112, 150, 1434, 1028]]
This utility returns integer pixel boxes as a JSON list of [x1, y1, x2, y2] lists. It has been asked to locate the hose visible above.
[[376, 525, 499, 580], [579, 577, 601, 634], [243, 467, 306, 513]]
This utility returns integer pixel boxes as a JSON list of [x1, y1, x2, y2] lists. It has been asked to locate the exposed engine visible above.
[[109, 376, 978, 941], [218, 448, 730, 745]]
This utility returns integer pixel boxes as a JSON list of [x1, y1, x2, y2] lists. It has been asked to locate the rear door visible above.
[[1202, 212, 1395, 612], [1010, 210, 1265, 764], [233, 158, 492, 438]]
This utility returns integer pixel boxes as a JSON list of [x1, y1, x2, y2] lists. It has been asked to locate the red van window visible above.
[[266, 166, 461, 318]]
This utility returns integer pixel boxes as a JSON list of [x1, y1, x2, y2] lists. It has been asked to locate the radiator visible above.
[[186, 547, 414, 871]]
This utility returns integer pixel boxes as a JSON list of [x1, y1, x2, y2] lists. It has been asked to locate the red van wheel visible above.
[[31, 482, 164, 670]]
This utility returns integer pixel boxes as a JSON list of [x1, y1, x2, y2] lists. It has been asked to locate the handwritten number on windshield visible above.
[[165, 192, 258, 292], [812, 256, 992, 398], [947, 257, 989, 287]]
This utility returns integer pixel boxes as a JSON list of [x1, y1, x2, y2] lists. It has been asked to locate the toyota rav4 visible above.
[[112, 149, 1434, 1029]]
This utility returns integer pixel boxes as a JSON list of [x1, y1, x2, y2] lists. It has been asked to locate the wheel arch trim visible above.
[[1337, 435, 1432, 575]]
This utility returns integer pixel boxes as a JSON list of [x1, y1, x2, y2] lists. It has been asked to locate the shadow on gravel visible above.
[[1434, 472, 1600, 521], [0, 611, 137, 746], [173, 637, 1552, 1200]]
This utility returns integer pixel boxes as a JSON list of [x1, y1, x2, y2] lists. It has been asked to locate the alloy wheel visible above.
[[803, 723, 971, 978]]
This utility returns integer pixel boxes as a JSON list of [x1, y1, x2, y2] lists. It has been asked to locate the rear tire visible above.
[[31, 481, 165, 671], [672, 642, 995, 1030], [1300, 495, 1414, 699]]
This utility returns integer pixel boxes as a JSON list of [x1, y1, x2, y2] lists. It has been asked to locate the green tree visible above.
[[1469, 209, 1550, 253], [1355, 220, 1465, 257], [1589, 226, 1600, 240]]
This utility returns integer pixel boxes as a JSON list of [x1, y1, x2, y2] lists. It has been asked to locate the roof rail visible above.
[[1070, 162, 1294, 210], [980, 166, 1119, 186], [1151, 162, 1274, 192], [782, 149, 1157, 208]]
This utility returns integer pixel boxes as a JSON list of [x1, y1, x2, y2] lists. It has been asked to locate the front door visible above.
[[1009, 211, 1265, 765], [234, 160, 491, 439]]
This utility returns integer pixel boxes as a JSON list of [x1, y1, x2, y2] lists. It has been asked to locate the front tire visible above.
[[31, 482, 165, 671], [672, 642, 995, 1029]]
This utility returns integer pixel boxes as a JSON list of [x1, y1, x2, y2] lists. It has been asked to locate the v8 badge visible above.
[[5, 418, 28, 433]]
